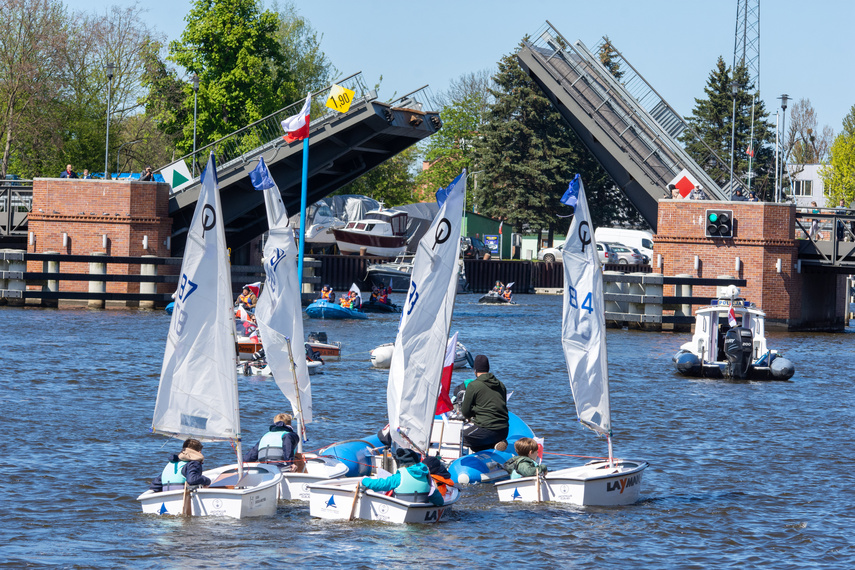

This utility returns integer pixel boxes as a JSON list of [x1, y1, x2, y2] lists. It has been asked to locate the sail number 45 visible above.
[[567, 285, 594, 314]]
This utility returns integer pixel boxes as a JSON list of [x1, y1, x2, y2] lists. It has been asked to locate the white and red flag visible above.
[[746, 144, 755, 158], [728, 306, 738, 328], [281, 94, 311, 143], [435, 331, 458, 415]]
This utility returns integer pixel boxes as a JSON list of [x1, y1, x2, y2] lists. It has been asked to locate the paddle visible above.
[[348, 483, 362, 521], [182, 482, 192, 516]]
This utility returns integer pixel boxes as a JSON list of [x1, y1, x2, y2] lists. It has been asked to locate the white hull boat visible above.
[[332, 209, 409, 258], [137, 463, 281, 518], [247, 455, 349, 501], [494, 459, 648, 506], [308, 478, 460, 524], [371, 341, 471, 369], [495, 175, 647, 507], [247, 360, 322, 376]]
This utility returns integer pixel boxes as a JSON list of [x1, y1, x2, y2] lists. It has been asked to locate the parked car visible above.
[[461, 236, 489, 259], [603, 242, 643, 265], [594, 228, 654, 261], [537, 243, 563, 262], [596, 242, 614, 265], [631, 247, 650, 264]]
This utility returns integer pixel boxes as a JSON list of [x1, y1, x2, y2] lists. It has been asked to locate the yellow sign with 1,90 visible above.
[[326, 84, 355, 113]]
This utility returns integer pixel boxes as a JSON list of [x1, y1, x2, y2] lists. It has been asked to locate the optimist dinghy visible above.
[[137, 154, 280, 519], [244, 158, 348, 500], [309, 172, 469, 523], [495, 175, 647, 507]]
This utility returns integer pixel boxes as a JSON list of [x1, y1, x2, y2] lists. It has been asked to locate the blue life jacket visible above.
[[395, 465, 431, 502], [258, 428, 298, 462], [161, 460, 188, 491]]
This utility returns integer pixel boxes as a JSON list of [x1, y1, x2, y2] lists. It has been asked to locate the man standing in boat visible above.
[[460, 355, 509, 452]]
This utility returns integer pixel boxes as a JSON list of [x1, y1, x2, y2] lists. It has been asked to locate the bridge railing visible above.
[[0, 179, 33, 238], [794, 208, 855, 267]]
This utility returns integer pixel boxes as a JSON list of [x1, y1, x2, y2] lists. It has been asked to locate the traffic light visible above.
[[705, 209, 733, 238]]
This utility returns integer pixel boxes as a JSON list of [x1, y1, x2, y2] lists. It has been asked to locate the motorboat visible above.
[[332, 209, 409, 257], [371, 341, 473, 369], [494, 174, 647, 507], [305, 299, 367, 320], [361, 299, 401, 313], [478, 291, 515, 304], [306, 331, 342, 360], [672, 285, 795, 380], [365, 254, 415, 292]]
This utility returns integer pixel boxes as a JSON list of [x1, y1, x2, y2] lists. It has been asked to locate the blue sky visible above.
[[70, 0, 854, 133]]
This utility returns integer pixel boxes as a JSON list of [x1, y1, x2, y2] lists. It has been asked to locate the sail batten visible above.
[[560, 175, 611, 437], [387, 172, 466, 453], [252, 158, 312, 425], [152, 154, 241, 442]]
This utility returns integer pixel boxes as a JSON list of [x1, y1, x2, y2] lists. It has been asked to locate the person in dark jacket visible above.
[[242, 413, 300, 470], [460, 355, 509, 452], [59, 164, 77, 179], [149, 438, 211, 492]]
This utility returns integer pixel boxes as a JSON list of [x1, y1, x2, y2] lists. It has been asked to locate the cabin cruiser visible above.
[[365, 254, 415, 292], [332, 209, 408, 257], [673, 286, 795, 380]]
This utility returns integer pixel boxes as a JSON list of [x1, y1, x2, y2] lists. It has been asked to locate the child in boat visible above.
[[319, 285, 333, 301], [360, 448, 444, 506], [149, 438, 212, 492], [242, 413, 300, 470], [502, 437, 547, 479], [237, 287, 257, 311]]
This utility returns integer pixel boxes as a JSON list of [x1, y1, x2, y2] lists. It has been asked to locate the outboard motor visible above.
[[724, 327, 753, 379]]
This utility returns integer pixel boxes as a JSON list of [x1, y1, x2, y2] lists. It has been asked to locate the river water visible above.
[[1, 294, 852, 568]]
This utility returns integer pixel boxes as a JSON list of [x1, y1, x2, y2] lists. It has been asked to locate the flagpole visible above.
[[297, 137, 308, 290]]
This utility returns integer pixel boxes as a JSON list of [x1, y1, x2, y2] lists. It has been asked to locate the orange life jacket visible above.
[[431, 473, 455, 496], [321, 290, 332, 301]]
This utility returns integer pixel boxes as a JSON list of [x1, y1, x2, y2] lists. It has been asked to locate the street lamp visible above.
[[116, 139, 143, 176], [778, 93, 790, 202], [104, 62, 114, 180], [728, 80, 739, 197], [192, 74, 199, 177]]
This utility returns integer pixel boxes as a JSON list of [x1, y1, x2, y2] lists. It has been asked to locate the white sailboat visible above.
[[495, 174, 647, 506], [249, 158, 348, 501], [137, 154, 281, 518], [309, 171, 467, 523]]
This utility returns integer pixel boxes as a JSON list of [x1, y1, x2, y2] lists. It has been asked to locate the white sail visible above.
[[251, 158, 312, 424], [152, 154, 241, 441], [387, 171, 466, 452], [560, 175, 611, 436]]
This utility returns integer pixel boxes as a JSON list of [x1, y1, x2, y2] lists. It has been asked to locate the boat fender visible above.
[[770, 357, 795, 380], [457, 473, 470, 485]]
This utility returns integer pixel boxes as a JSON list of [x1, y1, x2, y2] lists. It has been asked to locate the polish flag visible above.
[[728, 306, 738, 328], [498, 221, 503, 235], [746, 144, 755, 158], [281, 94, 311, 143], [435, 331, 458, 415]]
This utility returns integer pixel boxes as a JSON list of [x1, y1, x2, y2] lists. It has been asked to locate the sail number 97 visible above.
[[567, 285, 594, 314]]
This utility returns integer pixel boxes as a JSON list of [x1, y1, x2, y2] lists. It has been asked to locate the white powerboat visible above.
[[365, 254, 415, 291], [673, 285, 795, 380], [332, 209, 409, 257]]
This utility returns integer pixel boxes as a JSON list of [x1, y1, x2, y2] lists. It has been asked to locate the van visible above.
[[594, 228, 654, 261]]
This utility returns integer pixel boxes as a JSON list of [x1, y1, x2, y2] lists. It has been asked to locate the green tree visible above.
[[820, 105, 855, 205], [168, 0, 288, 151], [598, 36, 624, 81], [680, 57, 776, 199], [337, 146, 417, 207]]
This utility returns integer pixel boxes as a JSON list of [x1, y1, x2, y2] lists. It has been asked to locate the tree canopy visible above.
[[820, 104, 855, 205]]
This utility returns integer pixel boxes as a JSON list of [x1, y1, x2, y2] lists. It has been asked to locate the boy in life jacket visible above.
[[319, 285, 333, 301], [502, 287, 513, 302], [339, 294, 352, 308], [237, 287, 257, 311], [242, 413, 301, 471], [360, 448, 444, 505], [502, 437, 547, 479], [149, 438, 212, 492]]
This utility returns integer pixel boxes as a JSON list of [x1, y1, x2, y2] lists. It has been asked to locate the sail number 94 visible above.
[[567, 285, 594, 314]]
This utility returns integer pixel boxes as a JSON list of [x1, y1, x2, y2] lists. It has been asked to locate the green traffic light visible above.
[[708, 212, 718, 222]]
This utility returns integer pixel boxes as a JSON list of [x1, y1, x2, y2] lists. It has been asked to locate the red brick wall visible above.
[[27, 178, 173, 295], [654, 200, 800, 323]]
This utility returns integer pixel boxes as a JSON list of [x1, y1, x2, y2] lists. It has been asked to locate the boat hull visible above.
[[361, 300, 401, 313], [306, 341, 341, 360], [306, 300, 368, 320], [308, 478, 459, 524], [319, 436, 382, 477], [332, 229, 407, 258], [478, 292, 515, 304], [136, 463, 282, 518], [246, 455, 349, 501], [449, 449, 514, 485], [673, 350, 795, 380], [495, 459, 647, 506]]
